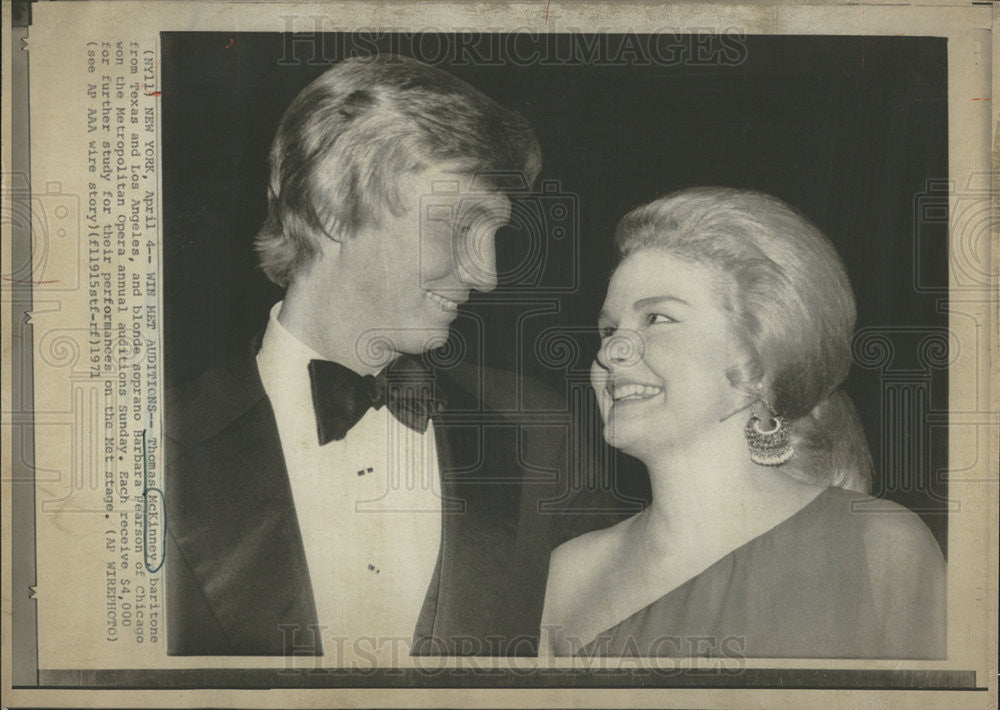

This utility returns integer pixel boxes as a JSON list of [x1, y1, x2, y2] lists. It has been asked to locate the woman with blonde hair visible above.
[[541, 187, 945, 659]]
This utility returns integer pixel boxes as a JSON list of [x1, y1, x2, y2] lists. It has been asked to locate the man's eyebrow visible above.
[[633, 295, 690, 310]]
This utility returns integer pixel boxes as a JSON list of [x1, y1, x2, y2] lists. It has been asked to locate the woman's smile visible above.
[[607, 381, 664, 403], [591, 249, 744, 456]]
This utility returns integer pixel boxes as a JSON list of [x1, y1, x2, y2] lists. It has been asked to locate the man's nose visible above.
[[595, 329, 644, 370], [457, 231, 498, 293]]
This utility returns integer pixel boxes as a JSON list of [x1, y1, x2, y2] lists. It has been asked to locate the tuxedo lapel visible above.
[[166, 346, 321, 654], [169, 349, 555, 656], [413, 364, 531, 655]]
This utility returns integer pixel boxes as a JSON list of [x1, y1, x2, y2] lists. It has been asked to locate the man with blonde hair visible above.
[[166, 55, 564, 658]]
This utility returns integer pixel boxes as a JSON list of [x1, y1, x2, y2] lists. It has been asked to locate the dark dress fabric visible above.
[[581, 487, 946, 659]]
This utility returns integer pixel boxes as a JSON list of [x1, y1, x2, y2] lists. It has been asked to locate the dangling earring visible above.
[[743, 399, 793, 466]]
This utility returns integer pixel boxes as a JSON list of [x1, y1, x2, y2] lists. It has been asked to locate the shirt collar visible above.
[[256, 301, 327, 389]]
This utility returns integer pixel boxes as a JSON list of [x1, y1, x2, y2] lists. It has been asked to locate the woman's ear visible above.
[[718, 383, 757, 423], [721, 327, 767, 420], [725, 353, 763, 393], [721, 354, 765, 423]]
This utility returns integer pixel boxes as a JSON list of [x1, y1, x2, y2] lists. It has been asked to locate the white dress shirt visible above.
[[256, 302, 443, 655]]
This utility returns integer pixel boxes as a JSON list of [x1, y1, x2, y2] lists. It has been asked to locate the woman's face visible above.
[[591, 249, 748, 459]]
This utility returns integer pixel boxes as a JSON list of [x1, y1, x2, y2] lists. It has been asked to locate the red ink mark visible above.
[[143, 87, 176, 97], [545, 0, 551, 24], [143, 58, 176, 97], [225, 37, 234, 49], [2, 275, 59, 285], [972, 97, 992, 101]]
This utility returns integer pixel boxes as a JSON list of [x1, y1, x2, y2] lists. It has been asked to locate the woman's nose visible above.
[[596, 329, 644, 370]]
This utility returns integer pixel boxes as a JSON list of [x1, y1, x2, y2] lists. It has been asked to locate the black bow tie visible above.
[[307, 355, 446, 445]]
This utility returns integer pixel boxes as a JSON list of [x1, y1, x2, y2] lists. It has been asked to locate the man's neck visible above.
[[278, 285, 389, 376]]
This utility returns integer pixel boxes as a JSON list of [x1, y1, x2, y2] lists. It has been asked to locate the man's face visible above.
[[325, 165, 512, 361]]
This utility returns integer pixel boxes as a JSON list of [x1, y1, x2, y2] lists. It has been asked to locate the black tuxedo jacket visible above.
[[165, 342, 598, 656]]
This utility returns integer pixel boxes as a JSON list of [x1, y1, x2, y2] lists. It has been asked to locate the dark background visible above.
[[162, 33, 949, 552]]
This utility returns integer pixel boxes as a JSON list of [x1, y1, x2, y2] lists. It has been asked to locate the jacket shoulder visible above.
[[165, 351, 267, 447], [439, 360, 566, 414]]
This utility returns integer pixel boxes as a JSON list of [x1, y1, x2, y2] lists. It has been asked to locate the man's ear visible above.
[[312, 221, 349, 260], [316, 216, 348, 245], [284, 234, 342, 291]]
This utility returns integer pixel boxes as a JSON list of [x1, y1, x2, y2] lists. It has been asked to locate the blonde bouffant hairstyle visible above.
[[614, 187, 872, 492]]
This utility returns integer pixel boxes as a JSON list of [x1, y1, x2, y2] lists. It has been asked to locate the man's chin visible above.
[[423, 333, 449, 351], [395, 328, 450, 357]]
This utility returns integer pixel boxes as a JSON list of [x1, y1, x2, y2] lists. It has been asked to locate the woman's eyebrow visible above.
[[633, 295, 691, 310]]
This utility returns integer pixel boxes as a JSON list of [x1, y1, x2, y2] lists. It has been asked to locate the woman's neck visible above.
[[635, 423, 825, 558]]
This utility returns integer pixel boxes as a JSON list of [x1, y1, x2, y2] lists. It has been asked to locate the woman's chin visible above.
[[603, 420, 674, 462], [603, 424, 643, 455]]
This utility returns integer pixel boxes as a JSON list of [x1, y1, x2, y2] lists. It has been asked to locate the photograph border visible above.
[[2, 1, 996, 708]]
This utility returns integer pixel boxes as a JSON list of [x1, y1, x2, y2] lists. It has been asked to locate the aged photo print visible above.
[[2, 2, 996, 709]]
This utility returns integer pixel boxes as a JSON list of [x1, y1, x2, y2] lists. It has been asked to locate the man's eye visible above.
[[646, 313, 676, 325], [457, 221, 490, 244], [598, 326, 616, 339]]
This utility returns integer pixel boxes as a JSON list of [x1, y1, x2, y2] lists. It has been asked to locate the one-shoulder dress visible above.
[[580, 486, 945, 659]]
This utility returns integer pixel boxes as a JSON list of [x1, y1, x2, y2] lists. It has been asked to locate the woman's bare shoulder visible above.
[[821, 487, 944, 570], [542, 515, 641, 654], [546, 515, 639, 611], [551, 514, 637, 571]]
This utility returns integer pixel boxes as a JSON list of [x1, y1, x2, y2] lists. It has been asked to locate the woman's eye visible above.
[[598, 325, 616, 339], [646, 313, 676, 325]]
